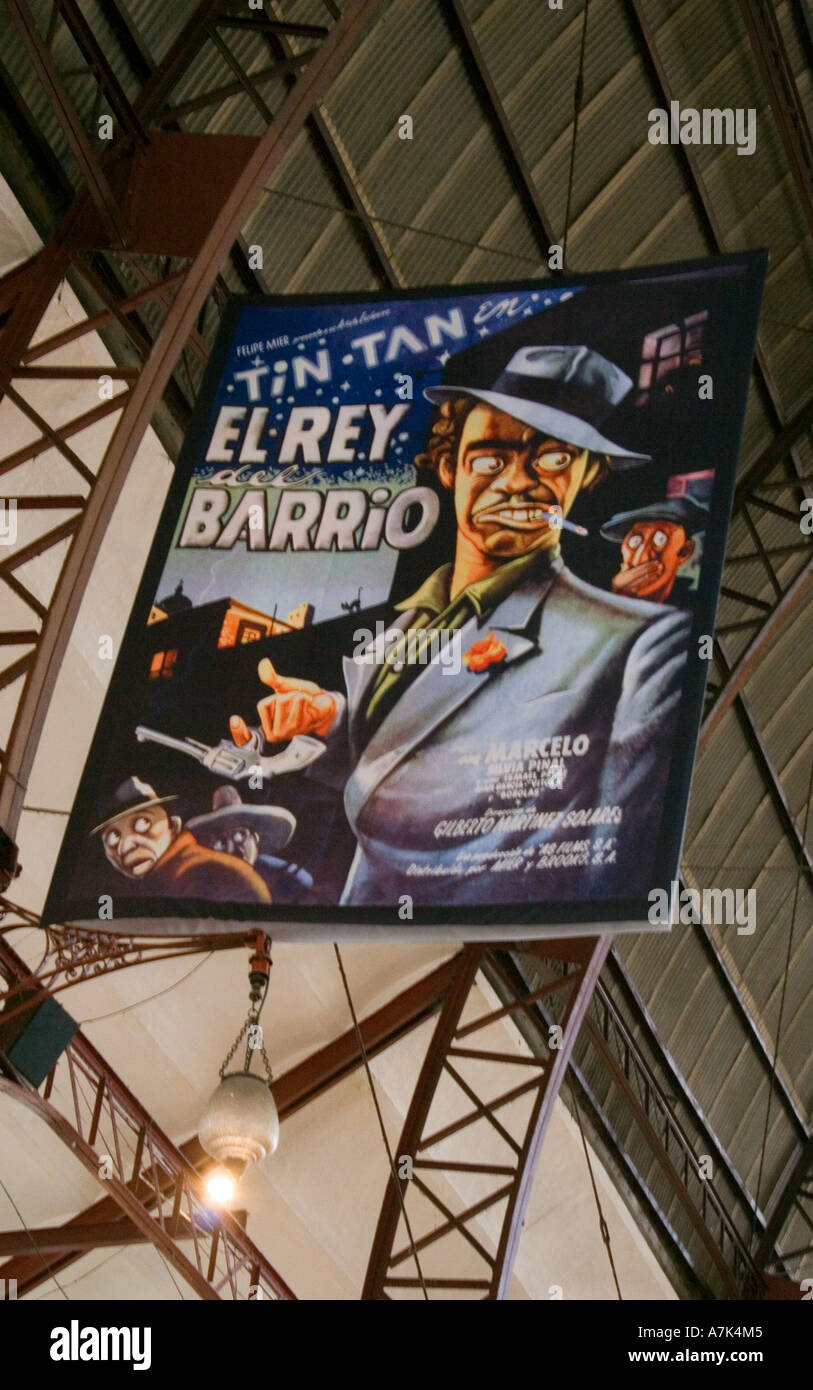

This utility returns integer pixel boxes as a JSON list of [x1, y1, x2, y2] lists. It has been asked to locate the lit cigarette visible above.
[[541, 509, 589, 537]]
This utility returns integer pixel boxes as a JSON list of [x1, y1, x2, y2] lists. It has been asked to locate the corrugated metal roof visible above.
[[0, 0, 809, 1289]]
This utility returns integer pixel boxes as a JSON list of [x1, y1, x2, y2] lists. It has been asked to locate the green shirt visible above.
[[360, 546, 560, 739]]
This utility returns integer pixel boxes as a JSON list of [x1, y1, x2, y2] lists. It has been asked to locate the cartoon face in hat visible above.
[[420, 344, 649, 564], [601, 495, 708, 604], [187, 784, 295, 866], [91, 776, 180, 879]]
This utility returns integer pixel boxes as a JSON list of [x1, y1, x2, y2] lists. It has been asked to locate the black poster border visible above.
[[42, 251, 768, 938]]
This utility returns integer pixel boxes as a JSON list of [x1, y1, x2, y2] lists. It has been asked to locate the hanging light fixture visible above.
[[199, 934, 279, 1202]]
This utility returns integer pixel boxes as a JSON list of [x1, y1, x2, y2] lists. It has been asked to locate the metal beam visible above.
[[2, 950, 458, 1293], [132, 0, 226, 125], [7, 0, 130, 245], [444, 0, 557, 258], [683, 886, 808, 1142], [95, 1, 267, 309], [0, 938, 295, 1299], [756, 1135, 813, 1268], [497, 949, 764, 1297], [0, 242, 72, 399], [791, 0, 813, 71], [741, 0, 813, 236], [733, 399, 813, 511], [0, 55, 74, 235], [627, 0, 811, 504], [0, 920, 237, 1031], [98, 0, 154, 85], [698, 558, 813, 754], [0, 1072, 290, 1298], [260, 3, 405, 287], [0, 1217, 216, 1255], [216, 18, 328, 40], [0, 0, 387, 835], [603, 950, 770, 1241], [564, 1036, 710, 1297], [157, 55, 315, 125], [363, 937, 609, 1299], [52, 0, 149, 149], [273, 955, 459, 1118], [718, 639, 813, 880], [581, 1008, 744, 1296]]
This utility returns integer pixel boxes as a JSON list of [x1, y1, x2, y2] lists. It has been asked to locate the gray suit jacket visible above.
[[312, 557, 692, 907]]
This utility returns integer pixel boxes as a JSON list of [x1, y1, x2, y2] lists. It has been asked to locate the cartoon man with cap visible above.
[[92, 776, 270, 903], [228, 337, 692, 906], [188, 785, 315, 904], [601, 495, 708, 605]]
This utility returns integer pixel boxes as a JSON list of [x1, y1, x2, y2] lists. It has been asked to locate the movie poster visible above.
[[44, 255, 766, 939]]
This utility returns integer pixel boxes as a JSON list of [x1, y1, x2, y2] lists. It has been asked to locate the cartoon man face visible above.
[[211, 826, 260, 866], [102, 806, 181, 878], [438, 404, 601, 562], [613, 519, 694, 603]]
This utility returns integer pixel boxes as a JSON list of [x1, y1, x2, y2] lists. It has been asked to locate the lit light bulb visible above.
[[206, 1169, 236, 1205]]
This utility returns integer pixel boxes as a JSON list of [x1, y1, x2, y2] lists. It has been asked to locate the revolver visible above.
[[134, 725, 325, 782]]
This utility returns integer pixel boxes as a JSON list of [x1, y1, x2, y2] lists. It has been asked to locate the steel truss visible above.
[[0, 0, 808, 911], [628, 0, 812, 853], [756, 1134, 813, 1280], [0, 936, 294, 1299], [0, 0, 808, 1304], [498, 949, 764, 1298], [1, 952, 458, 1295], [0, 896, 239, 1028], [741, 0, 813, 235], [0, 0, 386, 833], [0, 0, 806, 942], [1, 922, 776, 1299], [362, 942, 774, 1300], [363, 937, 609, 1299]]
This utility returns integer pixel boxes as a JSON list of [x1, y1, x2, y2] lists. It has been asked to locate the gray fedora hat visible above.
[[425, 344, 651, 468], [187, 784, 295, 852], [91, 775, 177, 836], [600, 494, 709, 542]]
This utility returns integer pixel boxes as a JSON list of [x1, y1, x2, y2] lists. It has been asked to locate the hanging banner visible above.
[[44, 254, 766, 939]]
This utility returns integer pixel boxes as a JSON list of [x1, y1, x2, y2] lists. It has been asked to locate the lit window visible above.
[[636, 311, 709, 405]]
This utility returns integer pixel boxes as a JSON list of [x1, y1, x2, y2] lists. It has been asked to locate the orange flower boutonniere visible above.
[[462, 633, 507, 673]]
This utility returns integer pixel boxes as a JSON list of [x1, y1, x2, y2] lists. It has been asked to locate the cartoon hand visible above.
[[228, 715, 259, 749], [612, 561, 663, 594], [230, 659, 337, 746]]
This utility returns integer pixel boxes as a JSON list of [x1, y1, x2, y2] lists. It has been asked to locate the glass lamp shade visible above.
[[198, 1072, 279, 1173]]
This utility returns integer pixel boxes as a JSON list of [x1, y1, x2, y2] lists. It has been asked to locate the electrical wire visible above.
[[750, 752, 813, 1255], [566, 1077, 623, 1300], [156, 1248, 187, 1300], [78, 952, 214, 1024], [759, 315, 813, 337], [333, 943, 429, 1300], [563, 0, 591, 268], [0, 1175, 70, 1299], [29, 1246, 121, 1298], [261, 185, 544, 267]]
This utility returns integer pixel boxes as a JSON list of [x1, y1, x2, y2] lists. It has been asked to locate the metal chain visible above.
[[218, 1017, 250, 1077], [218, 983, 274, 1083]]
